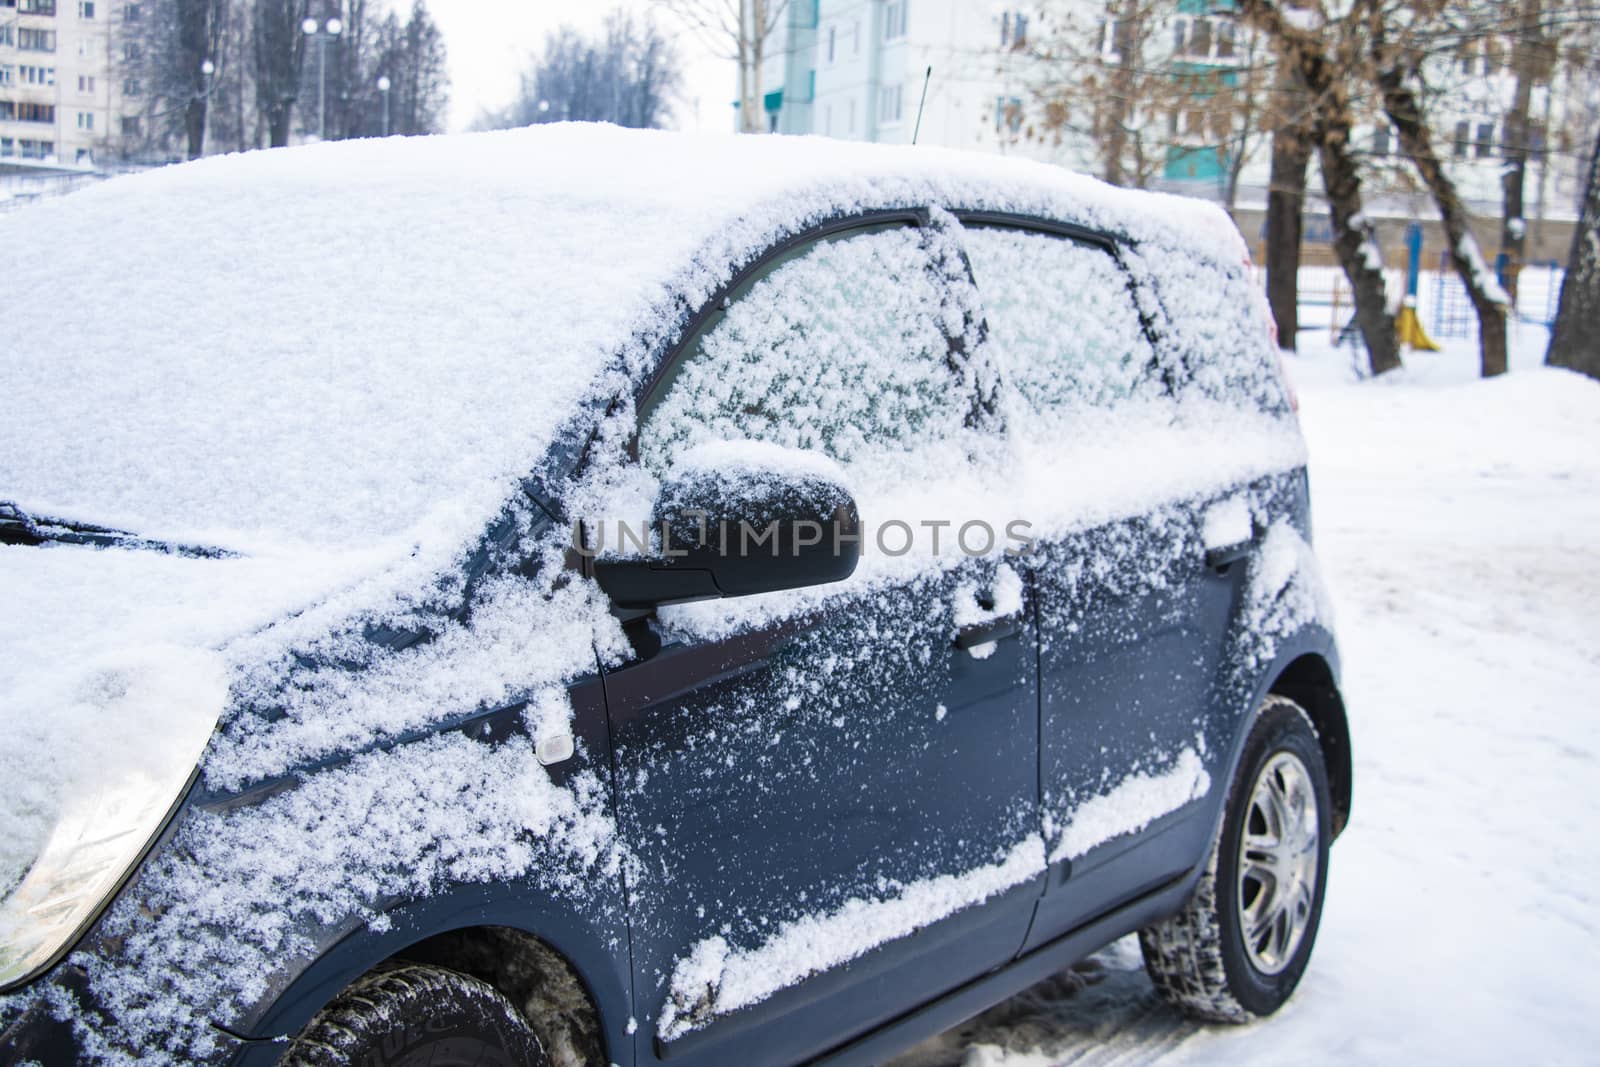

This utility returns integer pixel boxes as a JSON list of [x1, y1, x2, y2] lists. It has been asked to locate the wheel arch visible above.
[[230, 886, 631, 1067], [1266, 650, 1352, 838]]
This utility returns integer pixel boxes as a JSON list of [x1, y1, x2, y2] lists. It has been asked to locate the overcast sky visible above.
[[427, 1, 739, 134]]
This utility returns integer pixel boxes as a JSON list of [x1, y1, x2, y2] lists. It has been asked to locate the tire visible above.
[[283, 961, 548, 1067], [1139, 695, 1332, 1022]]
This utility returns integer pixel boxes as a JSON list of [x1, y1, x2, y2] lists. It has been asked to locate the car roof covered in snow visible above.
[[0, 123, 1245, 563]]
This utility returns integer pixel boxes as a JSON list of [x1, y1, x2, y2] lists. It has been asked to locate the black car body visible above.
[[0, 126, 1348, 1067]]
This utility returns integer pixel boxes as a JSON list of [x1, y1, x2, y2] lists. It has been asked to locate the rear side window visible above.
[[962, 227, 1157, 417], [639, 226, 969, 473]]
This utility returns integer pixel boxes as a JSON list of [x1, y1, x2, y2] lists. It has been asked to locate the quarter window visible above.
[[962, 227, 1157, 416], [640, 225, 969, 472]]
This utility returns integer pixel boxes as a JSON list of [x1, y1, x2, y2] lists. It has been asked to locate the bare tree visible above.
[[1547, 128, 1600, 378], [120, 0, 229, 159], [481, 11, 682, 130], [1016, 2, 1276, 202], [387, 0, 448, 136], [253, 0, 312, 147], [655, 0, 787, 133], [1237, 0, 1401, 376], [1371, 14, 1512, 376]]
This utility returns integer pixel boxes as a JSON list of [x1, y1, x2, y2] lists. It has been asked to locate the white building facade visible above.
[[1, 0, 137, 170], [755, 0, 1596, 239], [758, 0, 1041, 158]]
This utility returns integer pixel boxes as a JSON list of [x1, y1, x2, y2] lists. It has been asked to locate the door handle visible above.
[[955, 614, 1023, 650]]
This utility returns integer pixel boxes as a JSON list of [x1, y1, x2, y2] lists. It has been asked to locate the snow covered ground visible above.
[[894, 321, 1600, 1066]]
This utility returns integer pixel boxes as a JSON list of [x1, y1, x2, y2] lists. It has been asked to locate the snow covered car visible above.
[[0, 126, 1350, 1067]]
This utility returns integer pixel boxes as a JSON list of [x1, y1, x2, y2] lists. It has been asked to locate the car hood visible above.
[[0, 541, 362, 898]]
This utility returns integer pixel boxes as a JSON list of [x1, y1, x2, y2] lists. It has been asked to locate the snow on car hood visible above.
[[0, 542, 362, 897]]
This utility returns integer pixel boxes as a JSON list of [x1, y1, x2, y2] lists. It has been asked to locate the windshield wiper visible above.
[[0, 501, 238, 558]]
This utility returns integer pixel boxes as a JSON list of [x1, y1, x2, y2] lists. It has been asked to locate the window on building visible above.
[[1185, 108, 1205, 137], [79, 0, 95, 15], [0, 101, 13, 121], [123, 77, 141, 95], [124, 1, 140, 20], [1372, 124, 1392, 157], [123, 42, 141, 61], [78, 74, 95, 92], [1189, 18, 1212, 57], [0, 138, 13, 158], [1453, 120, 1470, 158], [994, 95, 1023, 135], [18, 102, 55, 122], [1000, 11, 1028, 50], [76, 111, 94, 129], [1458, 43, 1474, 74], [1483, 37, 1502, 75], [827, 25, 836, 64], [76, 146, 92, 163], [19, 28, 59, 52], [0, 65, 12, 87], [20, 139, 55, 159], [1100, 19, 1126, 60], [0, 25, 11, 47], [120, 114, 140, 136], [1217, 20, 1236, 59], [1475, 121, 1495, 158], [1172, 18, 1186, 54], [884, 0, 907, 41], [879, 83, 903, 124], [19, 66, 55, 86], [19, 0, 57, 13]]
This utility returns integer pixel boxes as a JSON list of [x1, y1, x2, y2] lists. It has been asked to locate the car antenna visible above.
[[912, 65, 932, 145]]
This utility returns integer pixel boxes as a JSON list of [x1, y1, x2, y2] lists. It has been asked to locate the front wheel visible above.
[[283, 961, 547, 1067], [1139, 695, 1332, 1022]]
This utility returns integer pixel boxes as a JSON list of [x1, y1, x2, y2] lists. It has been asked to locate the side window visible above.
[[962, 227, 1157, 417], [639, 225, 969, 474]]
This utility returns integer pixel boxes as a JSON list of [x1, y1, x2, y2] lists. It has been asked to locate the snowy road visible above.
[[894, 329, 1600, 1066]]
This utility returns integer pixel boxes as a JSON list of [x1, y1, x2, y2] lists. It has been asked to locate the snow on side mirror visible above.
[[592, 443, 861, 610]]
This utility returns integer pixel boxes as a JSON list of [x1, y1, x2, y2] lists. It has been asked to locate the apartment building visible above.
[[0, 0, 136, 169], [757, 0, 1596, 233], [758, 0, 1039, 156]]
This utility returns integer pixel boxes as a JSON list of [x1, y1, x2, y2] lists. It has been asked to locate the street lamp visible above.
[[377, 75, 391, 137], [198, 59, 215, 157], [301, 16, 343, 141]]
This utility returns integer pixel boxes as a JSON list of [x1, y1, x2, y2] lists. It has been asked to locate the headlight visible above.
[[0, 648, 225, 991]]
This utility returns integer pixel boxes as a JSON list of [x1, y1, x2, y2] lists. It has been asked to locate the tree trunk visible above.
[[185, 96, 206, 159], [1318, 120, 1401, 375], [1265, 64, 1311, 351], [1376, 60, 1510, 377], [1102, 11, 1137, 186], [1500, 0, 1542, 304], [268, 104, 292, 147], [1547, 129, 1600, 378], [1235, 0, 1399, 374]]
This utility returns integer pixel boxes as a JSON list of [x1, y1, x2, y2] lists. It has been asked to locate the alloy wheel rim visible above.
[[1236, 750, 1319, 976]]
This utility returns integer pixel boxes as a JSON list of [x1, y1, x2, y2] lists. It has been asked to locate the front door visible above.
[[594, 218, 1044, 1065]]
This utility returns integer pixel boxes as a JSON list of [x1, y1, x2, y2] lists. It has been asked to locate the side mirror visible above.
[[592, 447, 861, 610]]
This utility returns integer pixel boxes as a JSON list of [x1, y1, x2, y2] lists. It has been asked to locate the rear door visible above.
[[597, 217, 1045, 1066], [958, 220, 1243, 948]]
